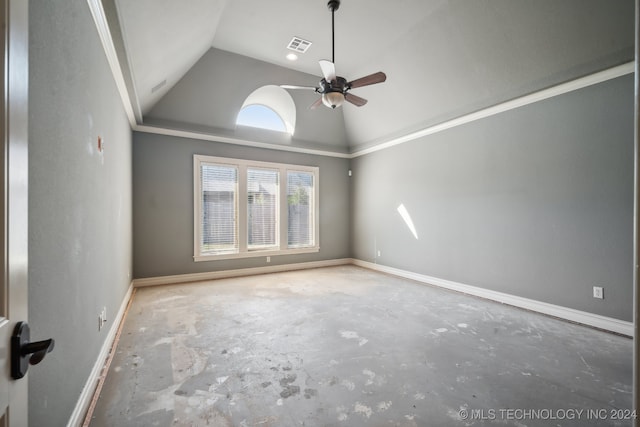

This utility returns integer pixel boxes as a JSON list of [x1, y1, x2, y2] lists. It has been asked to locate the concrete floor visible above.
[[89, 266, 633, 426]]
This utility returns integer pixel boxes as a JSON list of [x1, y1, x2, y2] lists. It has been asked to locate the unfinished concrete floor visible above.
[[89, 266, 633, 426]]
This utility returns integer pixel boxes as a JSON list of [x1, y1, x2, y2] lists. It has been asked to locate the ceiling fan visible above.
[[281, 0, 387, 109]]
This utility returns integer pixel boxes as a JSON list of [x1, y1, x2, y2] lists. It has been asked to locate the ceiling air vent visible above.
[[151, 79, 167, 93], [287, 37, 312, 53]]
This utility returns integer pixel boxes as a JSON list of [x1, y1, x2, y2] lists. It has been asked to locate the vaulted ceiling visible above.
[[109, 0, 634, 153]]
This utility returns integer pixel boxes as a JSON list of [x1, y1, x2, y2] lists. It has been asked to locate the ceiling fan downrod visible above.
[[279, 0, 385, 110], [327, 0, 340, 64]]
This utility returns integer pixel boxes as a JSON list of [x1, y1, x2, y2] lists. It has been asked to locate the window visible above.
[[237, 105, 287, 133], [194, 155, 319, 261], [247, 167, 279, 250], [287, 171, 314, 248], [201, 164, 238, 254], [236, 85, 296, 135]]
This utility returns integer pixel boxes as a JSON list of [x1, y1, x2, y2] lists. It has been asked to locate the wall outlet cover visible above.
[[593, 286, 604, 299]]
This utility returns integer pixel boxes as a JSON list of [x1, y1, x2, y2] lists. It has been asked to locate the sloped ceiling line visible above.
[[351, 62, 635, 157], [114, 0, 230, 115], [88, 0, 634, 159], [87, 0, 138, 127], [101, 0, 143, 122], [132, 61, 633, 160]]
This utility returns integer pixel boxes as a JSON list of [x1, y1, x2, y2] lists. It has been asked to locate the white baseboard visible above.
[[352, 259, 633, 337], [67, 282, 134, 427], [132, 257, 632, 336], [132, 258, 353, 287], [65, 259, 632, 426]]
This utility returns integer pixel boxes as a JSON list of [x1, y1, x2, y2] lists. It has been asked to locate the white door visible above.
[[0, 0, 29, 425]]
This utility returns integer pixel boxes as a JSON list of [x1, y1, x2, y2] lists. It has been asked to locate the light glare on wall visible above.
[[397, 203, 419, 240]]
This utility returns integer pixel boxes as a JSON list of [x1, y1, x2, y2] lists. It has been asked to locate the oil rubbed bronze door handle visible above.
[[11, 322, 55, 379]]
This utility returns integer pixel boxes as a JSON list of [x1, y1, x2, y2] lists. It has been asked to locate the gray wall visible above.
[[29, 1, 133, 426], [342, 0, 634, 149], [147, 48, 349, 154], [351, 75, 634, 322], [133, 131, 350, 279], [23, 1, 633, 425]]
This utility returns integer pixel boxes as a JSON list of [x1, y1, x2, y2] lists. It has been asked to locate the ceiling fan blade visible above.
[[309, 97, 324, 110], [345, 92, 368, 107], [348, 71, 387, 89], [319, 60, 336, 82], [280, 85, 317, 91]]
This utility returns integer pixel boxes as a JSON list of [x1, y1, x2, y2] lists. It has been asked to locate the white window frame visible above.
[[194, 155, 319, 261]]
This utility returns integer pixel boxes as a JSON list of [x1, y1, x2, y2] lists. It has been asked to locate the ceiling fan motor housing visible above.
[[319, 76, 348, 94], [280, 0, 385, 109]]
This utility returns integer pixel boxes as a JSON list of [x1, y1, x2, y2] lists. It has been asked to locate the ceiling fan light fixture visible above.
[[322, 92, 344, 109], [280, 0, 386, 110]]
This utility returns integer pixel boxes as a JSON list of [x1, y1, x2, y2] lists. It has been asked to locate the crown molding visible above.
[[350, 62, 635, 158], [134, 124, 352, 158], [87, 0, 139, 127], [88, 1, 633, 160]]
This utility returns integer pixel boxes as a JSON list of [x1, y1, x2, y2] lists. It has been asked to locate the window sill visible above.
[[193, 246, 320, 262]]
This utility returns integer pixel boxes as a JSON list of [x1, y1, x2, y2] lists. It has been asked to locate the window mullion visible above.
[[313, 172, 319, 247], [279, 167, 288, 251], [238, 164, 248, 253], [193, 154, 319, 261], [194, 157, 203, 257]]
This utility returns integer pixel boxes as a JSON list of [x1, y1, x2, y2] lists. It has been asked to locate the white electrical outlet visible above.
[[266, 256, 271, 263], [377, 251, 381, 257], [593, 286, 604, 299]]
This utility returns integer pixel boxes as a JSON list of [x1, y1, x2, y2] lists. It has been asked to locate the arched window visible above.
[[237, 105, 287, 133], [236, 85, 296, 135]]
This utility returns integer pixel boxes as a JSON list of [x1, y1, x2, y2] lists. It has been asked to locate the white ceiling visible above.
[[115, 0, 447, 115], [115, 0, 228, 114], [113, 0, 634, 149], [209, 0, 446, 78]]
